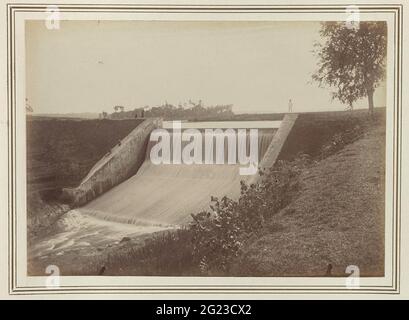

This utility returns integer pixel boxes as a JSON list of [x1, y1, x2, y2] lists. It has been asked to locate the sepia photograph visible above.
[[2, 1, 408, 300], [26, 18, 387, 278]]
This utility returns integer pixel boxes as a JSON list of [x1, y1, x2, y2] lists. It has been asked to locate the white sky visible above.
[[26, 20, 386, 115]]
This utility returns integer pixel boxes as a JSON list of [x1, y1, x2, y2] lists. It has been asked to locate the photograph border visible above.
[[6, 2, 403, 296]]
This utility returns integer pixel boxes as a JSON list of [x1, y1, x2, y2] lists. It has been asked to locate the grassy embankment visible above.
[[67, 108, 385, 277]]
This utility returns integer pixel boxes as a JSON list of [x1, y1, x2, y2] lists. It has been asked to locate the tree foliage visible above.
[[106, 100, 234, 121], [312, 22, 387, 112], [145, 100, 234, 120]]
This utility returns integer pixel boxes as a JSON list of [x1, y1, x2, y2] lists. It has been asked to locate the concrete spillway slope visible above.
[[80, 164, 244, 226], [78, 129, 276, 226], [62, 118, 162, 206]]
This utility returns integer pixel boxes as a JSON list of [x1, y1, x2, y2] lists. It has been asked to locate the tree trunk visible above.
[[367, 88, 374, 117]]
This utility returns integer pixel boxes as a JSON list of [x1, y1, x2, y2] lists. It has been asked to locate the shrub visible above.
[[190, 159, 306, 275]]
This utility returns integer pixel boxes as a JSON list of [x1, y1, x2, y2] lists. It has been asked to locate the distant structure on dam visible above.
[[99, 107, 146, 120]]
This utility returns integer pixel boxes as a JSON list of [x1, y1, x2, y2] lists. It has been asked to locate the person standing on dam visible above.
[[288, 99, 293, 113]]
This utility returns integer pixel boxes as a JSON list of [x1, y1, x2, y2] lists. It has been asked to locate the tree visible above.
[[114, 105, 124, 112], [312, 21, 387, 114]]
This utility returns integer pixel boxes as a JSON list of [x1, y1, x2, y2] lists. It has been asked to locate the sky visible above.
[[26, 20, 386, 115]]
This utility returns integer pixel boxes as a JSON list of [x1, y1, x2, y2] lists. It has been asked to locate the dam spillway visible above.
[[29, 117, 299, 263], [78, 126, 276, 226]]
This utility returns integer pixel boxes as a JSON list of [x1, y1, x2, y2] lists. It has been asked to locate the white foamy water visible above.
[[29, 210, 173, 259]]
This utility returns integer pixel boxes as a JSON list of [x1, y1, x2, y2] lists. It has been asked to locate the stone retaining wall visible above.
[[62, 118, 161, 206]]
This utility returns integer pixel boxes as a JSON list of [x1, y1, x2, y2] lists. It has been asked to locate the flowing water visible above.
[[29, 209, 172, 260]]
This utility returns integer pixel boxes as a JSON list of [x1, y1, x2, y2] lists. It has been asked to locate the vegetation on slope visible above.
[[27, 118, 144, 194], [235, 114, 385, 276]]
